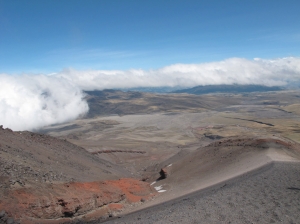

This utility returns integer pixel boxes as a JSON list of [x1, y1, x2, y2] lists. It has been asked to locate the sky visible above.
[[1, 0, 300, 73], [0, 0, 300, 131]]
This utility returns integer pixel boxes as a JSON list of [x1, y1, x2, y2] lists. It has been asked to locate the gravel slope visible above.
[[102, 162, 300, 224]]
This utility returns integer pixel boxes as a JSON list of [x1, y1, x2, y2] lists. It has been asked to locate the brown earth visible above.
[[2, 90, 300, 223], [136, 136, 300, 209], [0, 126, 155, 223], [41, 90, 300, 177], [0, 178, 155, 223]]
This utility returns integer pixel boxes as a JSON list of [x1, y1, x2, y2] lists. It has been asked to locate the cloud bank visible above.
[[0, 74, 88, 131], [1, 57, 300, 131], [56, 57, 300, 90]]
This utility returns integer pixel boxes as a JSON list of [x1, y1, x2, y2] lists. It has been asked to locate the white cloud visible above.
[[0, 74, 88, 131], [1, 57, 300, 131], [56, 57, 300, 90]]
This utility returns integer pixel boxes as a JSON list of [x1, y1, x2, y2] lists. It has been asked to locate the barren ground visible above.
[[1, 90, 300, 223]]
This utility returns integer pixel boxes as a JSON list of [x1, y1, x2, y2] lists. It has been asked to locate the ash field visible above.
[[1, 87, 300, 223]]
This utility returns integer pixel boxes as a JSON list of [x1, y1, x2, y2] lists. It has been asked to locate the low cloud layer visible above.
[[1, 57, 300, 131], [0, 74, 88, 131], [57, 57, 300, 90]]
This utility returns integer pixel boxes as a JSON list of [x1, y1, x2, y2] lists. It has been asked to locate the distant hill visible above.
[[172, 84, 282, 95], [120, 86, 183, 93]]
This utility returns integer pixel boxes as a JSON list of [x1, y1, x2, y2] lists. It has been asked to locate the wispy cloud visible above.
[[46, 48, 144, 61]]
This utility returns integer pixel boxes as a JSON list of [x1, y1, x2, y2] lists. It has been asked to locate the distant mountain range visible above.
[[120, 86, 183, 93], [172, 84, 282, 95], [87, 85, 283, 96]]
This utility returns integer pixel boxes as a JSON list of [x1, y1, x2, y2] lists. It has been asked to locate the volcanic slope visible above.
[[0, 126, 155, 223], [37, 89, 300, 223], [102, 137, 300, 224]]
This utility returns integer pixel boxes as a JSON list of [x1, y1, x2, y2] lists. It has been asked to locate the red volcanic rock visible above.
[[108, 203, 123, 211], [0, 178, 155, 223], [107, 178, 154, 203]]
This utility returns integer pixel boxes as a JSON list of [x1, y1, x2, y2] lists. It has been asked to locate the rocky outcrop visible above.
[[0, 178, 155, 223], [159, 168, 168, 179], [159, 165, 172, 180]]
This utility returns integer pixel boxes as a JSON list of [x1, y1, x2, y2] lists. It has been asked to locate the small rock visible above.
[[7, 218, 15, 224], [159, 168, 167, 179], [0, 210, 6, 218]]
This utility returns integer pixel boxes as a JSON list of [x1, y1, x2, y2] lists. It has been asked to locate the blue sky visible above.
[[0, 0, 299, 73]]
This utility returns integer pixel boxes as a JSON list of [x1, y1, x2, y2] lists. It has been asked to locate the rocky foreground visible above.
[[0, 126, 155, 223], [0, 178, 155, 223], [103, 162, 300, 224], [2, 124, 300, 224]]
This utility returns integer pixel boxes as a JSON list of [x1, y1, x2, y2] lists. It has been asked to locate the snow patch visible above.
[[154, 185, 163, 191], [150, 181, 156, 186]]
